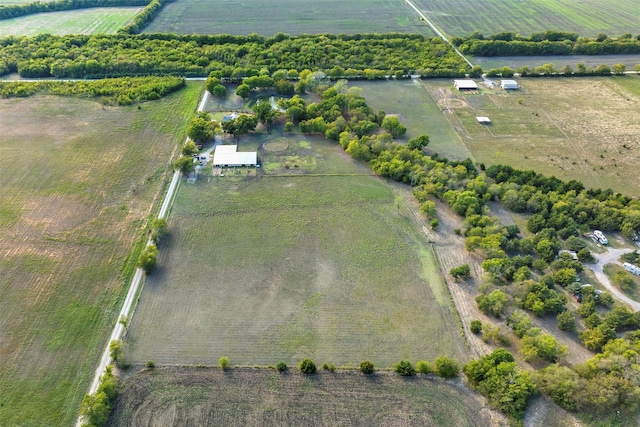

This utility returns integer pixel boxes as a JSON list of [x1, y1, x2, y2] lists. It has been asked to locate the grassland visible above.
[[472, 54, 640, 72], [124, 132, 467, 368], [413, 0, 640, 37], [356, 77, 640, 196], [143, 0, 433, 36], [0, 83, 202, 426], [108, 367, 500, 426], [0, 7, 141, 36]]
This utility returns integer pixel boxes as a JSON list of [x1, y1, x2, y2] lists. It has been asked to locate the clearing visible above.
[[411, 0, 640, 37], [0, 7, 141, 36], [108, 367, 505, 427], [143, 0, 433, 36], [375, 77, 640, 196], [0, 83, 202, 426], [124, 134, 468, 368]]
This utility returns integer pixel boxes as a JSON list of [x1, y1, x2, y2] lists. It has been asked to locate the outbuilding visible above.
[[453, 79, 478, 91], [500, 79, 518, 90], [213, 145, 257, 167], [476, 116, 491, 124]]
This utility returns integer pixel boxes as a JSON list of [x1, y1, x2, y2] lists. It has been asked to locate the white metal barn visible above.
[[501, 79, 518, 90], [453, 79, 479, 90], [212, 145, 257, 167]]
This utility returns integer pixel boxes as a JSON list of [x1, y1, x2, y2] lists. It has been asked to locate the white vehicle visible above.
[[594, 230, 608, 245]]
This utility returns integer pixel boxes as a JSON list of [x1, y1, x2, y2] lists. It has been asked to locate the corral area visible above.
[[0, 7, 141, 36], [124, 135, 467, 367], [108, 367, 503, 427], [359, 77, 640, 196], [143, 0, 433, 36], [0, 83, 201, 426], [412, 0, 640, 37]]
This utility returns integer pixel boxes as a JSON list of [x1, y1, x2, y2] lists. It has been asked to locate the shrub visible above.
[[430, 218, 439, 229], [137, 243, 158, 273], [394, 360, 416, 376], [276, 361, 287, 372], [470, 320, 482, 334], [557, 310, 575, 331], [219, 356, 230, 370], [299, 358, 317, 374], [322, 363, 336, 372], [415, 360, 432, 374], [360, 360, 375, 375], [146, 360, 155, 369], [109, 339, 123, 366], [450, 263, 471, 279], [434, 356, 460, 378]]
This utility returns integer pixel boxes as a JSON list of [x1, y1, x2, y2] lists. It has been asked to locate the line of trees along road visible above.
[[0, 33, 468, 78]]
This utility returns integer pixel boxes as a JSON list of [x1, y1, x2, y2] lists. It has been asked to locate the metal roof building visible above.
[[213, 145, 257, 167], [501, 79, 518, 90], [453, 79, 479, 90]]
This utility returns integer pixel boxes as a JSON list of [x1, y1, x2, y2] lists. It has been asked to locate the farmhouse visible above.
[[500, 79, 518, 90], [453, 79, 478, 91], [212, 144, 257, 167]]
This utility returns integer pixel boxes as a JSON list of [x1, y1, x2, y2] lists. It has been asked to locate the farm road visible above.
[[586, 247, 640, 311], [76, 89, 210, 426]]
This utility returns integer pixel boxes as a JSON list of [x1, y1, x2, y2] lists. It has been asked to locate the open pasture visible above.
[[108, 367, 500, 427], [0, 7, 140, 36], [413, 0, 640, 37], [0, 83, 201, 426], [143, 0, 433, 36], [124, 135, 467, 368], [431, 77, 640, 196], [357, 78, 640, 196]]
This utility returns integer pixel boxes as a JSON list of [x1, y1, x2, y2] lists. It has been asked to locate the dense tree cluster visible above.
[[0, 33, 469, 79], [463, 348, 536, 420], [0, 76, 184, 104], [0, 0, 148, 20], [537, 333, 640, 414], [454, 31, 640, 56]]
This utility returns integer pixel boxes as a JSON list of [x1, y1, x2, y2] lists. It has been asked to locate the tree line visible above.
[[453, 31, 640, 56], [0, 32, 469, 79], [0, 76, 185, 104]]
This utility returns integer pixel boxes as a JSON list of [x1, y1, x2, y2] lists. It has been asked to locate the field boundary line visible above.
[[403, 0, 473, 68], [76, 87, 208, 427]]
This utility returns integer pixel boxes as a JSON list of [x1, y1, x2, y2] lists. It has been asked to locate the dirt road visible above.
[[585, 247, 640, 311]]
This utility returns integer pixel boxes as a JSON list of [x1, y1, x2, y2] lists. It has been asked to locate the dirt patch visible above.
[[264, 141, 289, 152], [109, 367, 507, 427]]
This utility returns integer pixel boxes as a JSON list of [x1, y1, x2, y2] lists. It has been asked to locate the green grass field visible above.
[[124, 133, 467, 368], [356, 77, 640, 197], [412, 0, 640, 37], [0, 7, 141, 36], [143, 0, 433, 36], [107, 367, 499, 427], [0, 83, 202, 426]]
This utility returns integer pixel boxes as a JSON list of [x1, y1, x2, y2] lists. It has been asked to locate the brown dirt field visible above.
[[109, 367, 508, 427]]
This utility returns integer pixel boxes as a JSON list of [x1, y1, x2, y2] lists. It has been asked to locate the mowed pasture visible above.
[[0, 83, 201, 426], [0, 7, 141, 36], [125, 135, 467, 368], [143, 0, 433, 36], [357, 78, 640, 197], [413, 0, 640, 37], [107, 367, 502, 427]]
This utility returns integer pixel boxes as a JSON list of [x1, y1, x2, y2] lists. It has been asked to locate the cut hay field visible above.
[[0, 7, 141, 36], [143, 0, 433, 36], [107, 367, 502, 427], [124, 135, 468, 368], [413, 0, 640, 37], [0, 82, 202, 426]]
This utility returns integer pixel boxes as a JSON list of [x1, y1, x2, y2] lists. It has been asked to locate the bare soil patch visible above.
[[109, 367, 507, 427]]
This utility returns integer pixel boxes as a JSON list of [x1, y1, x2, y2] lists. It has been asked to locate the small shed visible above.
[[213, 145, 257, 167], [501, 79, 518, 90], [454, 79, 478, 91], [476, 116, 491, 124]]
